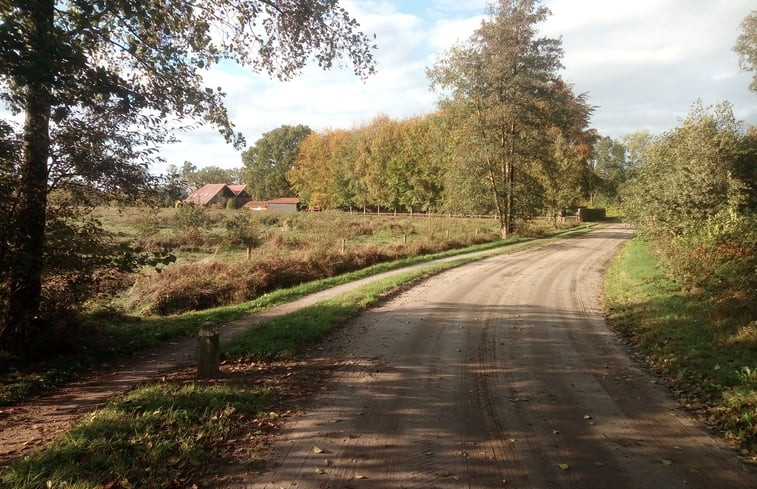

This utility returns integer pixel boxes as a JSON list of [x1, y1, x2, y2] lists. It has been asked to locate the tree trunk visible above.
[[505, 160, 514, 236], [1, 0, 54, 355]]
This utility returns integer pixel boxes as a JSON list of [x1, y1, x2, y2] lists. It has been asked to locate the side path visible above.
[[0, 236, 541, 466]]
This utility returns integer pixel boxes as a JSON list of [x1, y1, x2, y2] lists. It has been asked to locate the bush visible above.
[[175, 204, 211, 230]]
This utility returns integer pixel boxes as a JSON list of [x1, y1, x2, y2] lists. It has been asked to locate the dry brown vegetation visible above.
[[93, 207, 542, 315]]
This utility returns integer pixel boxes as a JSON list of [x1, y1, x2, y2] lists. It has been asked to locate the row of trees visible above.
[[288, 1, 598, 238], [289, 115, 444, 214]]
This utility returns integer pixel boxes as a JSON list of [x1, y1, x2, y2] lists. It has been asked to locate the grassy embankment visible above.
[[0, 224, 597, 489], [604, 238, 756, 454]]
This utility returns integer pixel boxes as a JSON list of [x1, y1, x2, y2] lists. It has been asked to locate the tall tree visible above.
[[534, 79, 596, 220], [734, 10, 757, 92], [591, 136, 628, 206], [398, 115, 444, 213], [184, 165, 240, 189], [242, 124, 312, 200], [622, 102, 748, 238], [428, 0, 571, 237], [0, 0, 375, 354]]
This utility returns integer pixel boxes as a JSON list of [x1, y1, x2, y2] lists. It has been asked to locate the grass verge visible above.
[[0, 384, 272, 489], [603, 237, 756, 453]]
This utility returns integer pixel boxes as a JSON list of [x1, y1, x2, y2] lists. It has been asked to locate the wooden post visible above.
[[197, 322, 220, 378], [341, 237, 346, 254], [246, 237, 254, 260], [403, 233, 407, 245]]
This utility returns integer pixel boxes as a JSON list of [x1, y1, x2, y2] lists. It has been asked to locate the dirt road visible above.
[[230, 225, 753, 489]]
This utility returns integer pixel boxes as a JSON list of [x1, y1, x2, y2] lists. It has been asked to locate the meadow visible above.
[[92, 207, 530, 315]]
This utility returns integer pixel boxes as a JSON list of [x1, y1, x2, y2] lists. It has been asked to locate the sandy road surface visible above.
[[229, 225, 753, 489]]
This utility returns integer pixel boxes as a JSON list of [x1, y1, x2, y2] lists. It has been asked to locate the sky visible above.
[[122, 1, 757, 172]]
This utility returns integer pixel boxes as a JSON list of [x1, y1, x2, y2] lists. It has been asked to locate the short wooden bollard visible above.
[[197, 322, 220, 378]]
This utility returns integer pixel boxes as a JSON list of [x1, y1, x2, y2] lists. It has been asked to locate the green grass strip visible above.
[[0, 384, 271, 489], [604, 237, 756, 452]]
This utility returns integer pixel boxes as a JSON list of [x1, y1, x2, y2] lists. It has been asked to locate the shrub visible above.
[[175, 204, 211, 231], [134, 206, 161, 238], [225, 212, 258, 248]]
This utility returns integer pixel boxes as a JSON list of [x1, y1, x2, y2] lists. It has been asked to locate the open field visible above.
[[90, 207, 558, 316]]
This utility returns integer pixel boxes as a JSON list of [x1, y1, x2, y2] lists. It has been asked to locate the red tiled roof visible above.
[[243, 201, 269, 209], [228, 184, 247, 195], [185, 184, 230, 206]]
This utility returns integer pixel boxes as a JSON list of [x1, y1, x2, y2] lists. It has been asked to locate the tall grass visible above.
[[117, 210, 513, 315]]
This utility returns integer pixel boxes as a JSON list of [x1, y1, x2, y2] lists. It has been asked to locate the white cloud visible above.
[[539, 0, 756, 138], [5, 0, 749, 173]]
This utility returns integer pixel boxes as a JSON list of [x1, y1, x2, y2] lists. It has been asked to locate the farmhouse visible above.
[[184, 183, 236, 207], [184, 183, 254, 208], [227, 184, 251, 207], [185, 185, 300, 211]]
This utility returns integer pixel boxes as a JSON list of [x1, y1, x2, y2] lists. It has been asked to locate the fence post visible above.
[[197, 322, 220, 378]]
